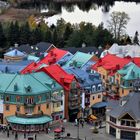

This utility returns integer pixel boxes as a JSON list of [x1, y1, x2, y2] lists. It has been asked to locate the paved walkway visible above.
[[0, 122, 117, 140]]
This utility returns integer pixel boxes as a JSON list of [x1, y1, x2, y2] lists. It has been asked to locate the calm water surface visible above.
[[43, 1, 140, 37]]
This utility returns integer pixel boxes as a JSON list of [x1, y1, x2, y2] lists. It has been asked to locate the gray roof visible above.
[[107, 92, 140, 121], [8, 42, 54, 55], [62, 46, 103, 57]]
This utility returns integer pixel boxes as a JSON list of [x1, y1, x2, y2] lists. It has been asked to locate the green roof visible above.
[[31, 72, 63, 91], [118, 62, 140, 80], [0, 73, 16, 93], [6, 73, 51, 95], [6, 115, 52, 125], [64, 51, 93, 68]]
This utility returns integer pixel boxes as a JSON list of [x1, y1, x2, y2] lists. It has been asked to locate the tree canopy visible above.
[[107, 11, 130, 40]]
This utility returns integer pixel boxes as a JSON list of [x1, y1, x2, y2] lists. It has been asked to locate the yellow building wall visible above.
[[51, 102, 62, 113], [119, 88, 132, 97], [97, 67, 109, 86], [90, 92, 103, 107]]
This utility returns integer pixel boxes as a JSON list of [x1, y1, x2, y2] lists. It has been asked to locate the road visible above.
[[0, 122, 117, 140]]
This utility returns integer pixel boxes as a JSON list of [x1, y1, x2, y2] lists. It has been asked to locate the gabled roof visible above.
[[92, 54, 131, 75], [63, 51, 93, 69], [62, 46, 103, 57], [37, 64, 76, 91], [107, 92, 140, 121], [20, 48, 68, 74], [118, 62, 140, 80], [4, 49, 26, 57], [8, 42, 54, 55], [38, 48, 68, 65]]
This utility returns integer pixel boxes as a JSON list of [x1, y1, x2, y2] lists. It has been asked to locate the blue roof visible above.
[[6, 115, 52, 125], [81, 60, 96, 71], [65, 67, 101, 89], [91, 102, 107, 108], [57, 52, 73, 66], [4, 49, 25, 57], [0, 60, 33, 73]]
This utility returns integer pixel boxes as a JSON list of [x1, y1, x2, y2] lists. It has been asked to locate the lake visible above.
[[43, 1, 140, 37]]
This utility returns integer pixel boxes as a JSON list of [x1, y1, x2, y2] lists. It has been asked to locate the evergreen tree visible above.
[[19, 22, 30, 44], [0, 22, 6, 48], [133, 31, 139, 45]]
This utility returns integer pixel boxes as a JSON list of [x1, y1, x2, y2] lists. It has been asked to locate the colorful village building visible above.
[[20, 48, 69, 74], [37, 64, 80, 122], [92, 54, 131, 98], [63, 51, 93, 69], [9, 42, 56, 56], [65, 67, 104, 118], [106, 79, 140, 140], [0, 72, 64, 133], [115, 62, 140, 97], [4, 49, 26, 61]]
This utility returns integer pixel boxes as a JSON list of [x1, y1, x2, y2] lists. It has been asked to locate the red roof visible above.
[[133, 57, 140, 67], [92, 54, 131, 75], [21, 48, 68, 74], [38, 48, 68, 65], [37, 64, 77, 91]]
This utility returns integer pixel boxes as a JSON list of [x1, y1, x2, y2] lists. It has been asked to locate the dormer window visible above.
[[25, 85, 32, 93]]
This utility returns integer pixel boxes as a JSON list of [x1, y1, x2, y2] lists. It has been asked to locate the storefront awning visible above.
[[6, 115, 52, 125], [91, 102, 107, 109]]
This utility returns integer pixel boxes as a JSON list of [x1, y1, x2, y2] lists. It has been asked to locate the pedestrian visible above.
[[24, 133, 26, 139], [7, 130, 9, 137], [15, 132, 18, 140], [35, 134, 37, 140], [81, 119, 84, 128]]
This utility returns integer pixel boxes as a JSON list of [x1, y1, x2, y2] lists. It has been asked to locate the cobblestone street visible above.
[[0, 122, 117, 140]]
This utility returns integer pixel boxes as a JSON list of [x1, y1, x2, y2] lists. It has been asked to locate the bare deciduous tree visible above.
[[107, 11, 130, 40]]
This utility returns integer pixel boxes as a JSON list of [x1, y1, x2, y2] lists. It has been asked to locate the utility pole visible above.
[[77, 119, 79, 140]]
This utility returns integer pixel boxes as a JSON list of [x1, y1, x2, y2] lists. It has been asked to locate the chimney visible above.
[[14, 43, 18, 48], [60, 76, 65, 83]]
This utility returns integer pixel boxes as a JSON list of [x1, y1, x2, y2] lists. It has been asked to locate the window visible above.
[[38, 96, 41, 102], [98, 95, 101, 98], [46, 103, 49, 109], [110, 116, 116, 124], [122, 89, 124, 94], [38, 106, 41, 111], [61, 101, 63, 106], [16, 106, 20, 112], [26, 97, 34, 104], [57, 103, 60, 107], [16, 96, 20, 102], [6, 96, 9, 102], [121, 120, 136, 127], [6, 105, 9, 111], [92, 85, 96, 92], [129, 82, 133, 87], [92, 96, 95, 100], [102, 75, 105, 80]]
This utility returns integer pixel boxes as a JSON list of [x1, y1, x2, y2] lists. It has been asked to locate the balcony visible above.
[[15, 111, 43, 118], [69, 102, 80, 110], [24, 102, 36, 107], [69, 94, 79, 101]]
